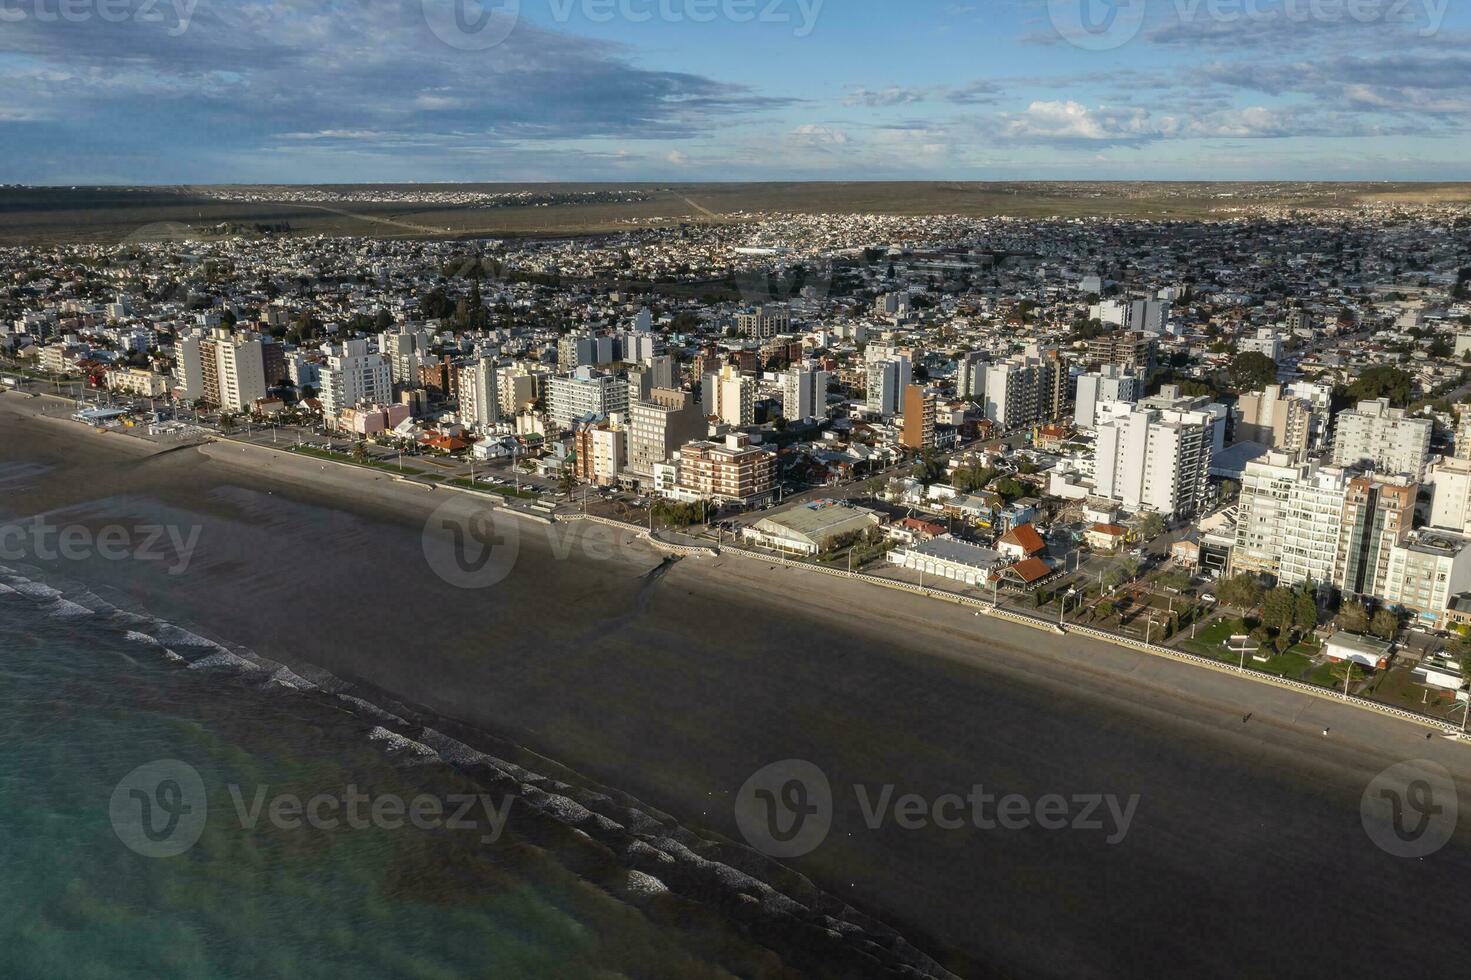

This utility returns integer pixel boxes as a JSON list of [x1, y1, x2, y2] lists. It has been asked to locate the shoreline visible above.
[[7, 395, 1471, 979]]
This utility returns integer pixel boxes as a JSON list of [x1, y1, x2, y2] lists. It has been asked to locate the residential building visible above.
[[320, 339, 391, 420], [200, 329, 268, 412], [626, 388, 706, 481], [1336, 475, 1417, 600], [1074, 364, 1141, 429], [736, 305, 791, 340], [901, 384, 938, 451], [1236, 383, 1329, 453], [983, 350, 1066, 430], [865, 345, 912, 416], [1382, 530, 1471, 628], [457, 357, 500, 430], [1092, 401, 1214, 517], [1330, 399, 1432, 479], [1086, 331, 1156, 375], [547, 367, 628, 430], [781, 365, 830, 423], [713, 364, 756, 427], [955, 351, 988, 401], [674, 433, 777, 506], [573, 417, 626, 486]]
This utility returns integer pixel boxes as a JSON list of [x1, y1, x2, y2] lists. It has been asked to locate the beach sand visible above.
[[5, 395, 1471, 980]]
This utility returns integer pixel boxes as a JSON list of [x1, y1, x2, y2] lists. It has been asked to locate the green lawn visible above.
[[287, 444, 422, 474]]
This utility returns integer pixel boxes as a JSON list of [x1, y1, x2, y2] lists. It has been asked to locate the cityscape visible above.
[[4, 1, 1471, 978]]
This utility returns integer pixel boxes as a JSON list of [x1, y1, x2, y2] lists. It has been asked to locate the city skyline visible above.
[[2, 0, 1469, 184]]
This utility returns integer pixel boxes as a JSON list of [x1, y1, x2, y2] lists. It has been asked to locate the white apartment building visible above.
[[713, 364, 755, 427], [320, 339, 392, 420], [1074, 364, 1141, 429], [983, 352, 1066, 430], [1382, 530, 1471, 628], [626, 388, 706, 481], [1234, 453, 1351, 586], [547, 367, 628, 430], [1330, 399, 1432, 479], [1239, 327, 1284, 362], [955, 351, 988, 401], [1092, 402, 1214, 518], [208, 332, 267, 412], [865, 344, 912, 416], [781, 366, 830, 423], [457, 357, 500, 430]]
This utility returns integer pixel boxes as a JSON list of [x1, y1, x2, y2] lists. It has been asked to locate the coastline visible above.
[[6, 396, 1471, 980]]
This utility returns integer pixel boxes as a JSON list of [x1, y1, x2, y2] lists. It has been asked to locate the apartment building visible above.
[[1336, 476, 1417, 600], [1382, 530, 1471, 628], [1092, 401, 1214, 518], [573, 418, 626, 487], [736, 305, 791, 340], [188, 328, 267, 412], [457, 357, 500, 430], [781, 365, 830, 423], [983, 350, 1067, 431], [547, 367, 629, 430], [710, 363, 755, 427], [1086, 331, 1157, 375], [1236, 383, 1327, 453], [673, 433, 777, 506], [320, 339, 391, 420], [1330, 399, 1432, 479], [626, 388, 707, 481], [1074, 364, 1141, 429], [901, 385, 938, 451], [955, 350, 988, 401]]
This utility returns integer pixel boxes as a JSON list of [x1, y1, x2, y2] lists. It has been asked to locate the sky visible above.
[[1, 0, 1469, 183]]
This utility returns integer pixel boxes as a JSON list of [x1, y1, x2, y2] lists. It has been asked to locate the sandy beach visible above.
[[5, 394, 1471, 980]]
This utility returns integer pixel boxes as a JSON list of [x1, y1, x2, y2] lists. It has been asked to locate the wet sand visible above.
[[5, 396, 1471, 980]]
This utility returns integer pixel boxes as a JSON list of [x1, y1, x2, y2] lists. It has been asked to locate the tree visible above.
[[1101, 569, 1125, 593], [1135, 511, 1165, 542], [1218, 574, 1264, 610], [1228, 351, 1278, 391], [1339, 600, 1369, 633], [1262, 586, 1296, 634], [1345, 366, 1412, 407], [1370, 608, 1400, 641], [1294, 589, 1319, 635], [558, 465, 578, 501], [993, 477, 1025, 501]]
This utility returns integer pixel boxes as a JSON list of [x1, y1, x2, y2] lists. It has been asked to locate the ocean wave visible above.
[[625, 870, 669, 896], [188, 650, 265, 673], [122, 631, 161, 646], [10, 581, 61, 601], [366, 726, 440, 761], [46, 598, 94, 619]]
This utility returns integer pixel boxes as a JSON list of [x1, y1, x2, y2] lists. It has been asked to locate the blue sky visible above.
[[1, 0, 1468, 183]]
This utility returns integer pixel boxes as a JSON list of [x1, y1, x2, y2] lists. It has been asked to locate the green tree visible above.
[[1339, 600, 1369, 633], [1135, 511, 1165, 542], [1370, 608, 1400, 641], [1294, 589, 1319, 634], [1228, 352, 1278, 391], [1345, 366, 1412, 407], [1218, 574, 1264, 610]]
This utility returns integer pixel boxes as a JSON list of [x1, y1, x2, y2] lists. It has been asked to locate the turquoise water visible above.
[[0, 581, 769, 979]]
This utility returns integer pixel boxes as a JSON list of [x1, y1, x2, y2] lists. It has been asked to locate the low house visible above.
[[888, 535, 1004, 587], [886, 517, 948, 546], [1170, 538, 1201, 568], [1002, 557, 1057, 590], [742, 501, 884, 557], [1323, 632, 1393, 670], [997, 522, 1046, 562], [1086, 523, 1129, 553]]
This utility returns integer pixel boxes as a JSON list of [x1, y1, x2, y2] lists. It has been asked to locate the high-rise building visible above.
[[1330, 399, 1432, 480], [1074, 364, 1141, 429], [901, 385, 937, 451], [197, 328, 267, 412], [983, 350, 1066, 430], [713, 364, 756, 427], [781, 366, 830, 423], [865, 355, 911, 417], [674, 433, 777, 506], [573, 418, 626, 487], [457, 357, 500, 429], [1087, 331, 1157, 375], [955, 351, 988, 401], [736, 305, 791, 340], [1236, 382, 1331, 453], [1234, 452, 1350, 586], [1092, 402, 1214, 517], [626, 388, 707, 481], [320, 339, 392, 420], [1382, 530, 1471, 628], [547, 367, 629, 430], [1336, 475, 1416, 600]]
